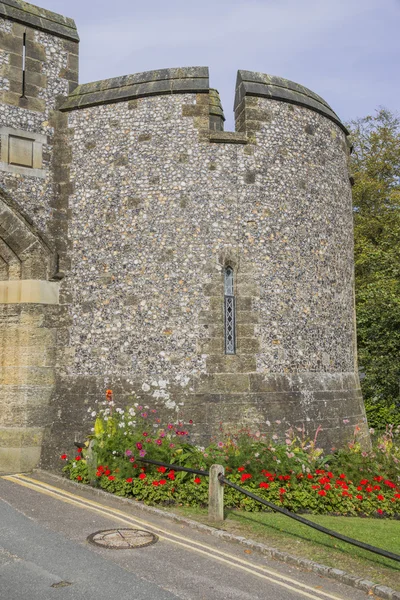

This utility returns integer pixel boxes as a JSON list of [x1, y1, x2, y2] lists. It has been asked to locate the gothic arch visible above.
[[0, 190, 55, 280]]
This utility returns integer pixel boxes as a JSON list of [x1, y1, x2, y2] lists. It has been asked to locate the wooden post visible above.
[[208, 464, 225, 522]]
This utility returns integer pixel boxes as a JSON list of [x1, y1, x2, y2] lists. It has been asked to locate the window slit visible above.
[[224, 266, 236, 354], [21, 32, 26, 98]]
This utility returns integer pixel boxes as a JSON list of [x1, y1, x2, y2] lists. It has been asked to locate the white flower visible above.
[[134, 402, 138, 407], [116, 408, 124, 414], [129, 408, 136, 416], [118, 422, 125, 428], [254, 453, 260, 458], [91, 411, 96, 417], [266, 420, 271, 426]]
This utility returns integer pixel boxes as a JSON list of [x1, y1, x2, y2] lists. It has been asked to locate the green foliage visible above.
[[60, 400, 400, 518], [349, 108, 400, 426]]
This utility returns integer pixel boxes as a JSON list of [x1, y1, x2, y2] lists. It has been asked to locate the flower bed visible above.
[[62, 391, 400, 518]]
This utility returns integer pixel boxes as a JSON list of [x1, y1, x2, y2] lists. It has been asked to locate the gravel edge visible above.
[[34, 470, 400, 600]]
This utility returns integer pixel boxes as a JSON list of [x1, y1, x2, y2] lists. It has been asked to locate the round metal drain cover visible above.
[[87, 528, 158, 549]]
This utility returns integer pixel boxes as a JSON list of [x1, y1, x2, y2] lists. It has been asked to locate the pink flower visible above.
[[217, 442, 224, 448], [129, 457, 135, 462], [343, 419, 349, 424], [136, 442, 142, 450], [125, 449, 132, 456], [155, 439, 162, 445], [139, 449, 147, 457]]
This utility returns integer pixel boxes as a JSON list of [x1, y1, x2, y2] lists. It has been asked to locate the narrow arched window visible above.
[[224, 266, 236, 354]]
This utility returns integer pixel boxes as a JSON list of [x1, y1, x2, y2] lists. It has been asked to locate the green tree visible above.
[[349, 108, 400, 427]]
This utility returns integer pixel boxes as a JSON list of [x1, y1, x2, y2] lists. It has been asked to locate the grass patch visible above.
[[169, 506, 400, 591]]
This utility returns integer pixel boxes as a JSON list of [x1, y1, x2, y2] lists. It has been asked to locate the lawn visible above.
[[170, 505, 400, 591]]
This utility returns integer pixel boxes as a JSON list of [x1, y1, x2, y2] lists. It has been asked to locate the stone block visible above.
[[206, 354, 256, 374], [213, 373, 250, 393], [0, 366, 55, 386], [236, 337, 260, 354], [236, 310, 259, 324]]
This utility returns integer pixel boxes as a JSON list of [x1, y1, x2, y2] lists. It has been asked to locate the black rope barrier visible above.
[[219, 475, 400, 564], [137, 457, 209, 477], [81, 440, 399, 565]]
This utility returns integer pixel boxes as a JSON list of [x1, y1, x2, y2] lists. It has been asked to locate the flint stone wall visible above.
[[43, 81, 367, 467]]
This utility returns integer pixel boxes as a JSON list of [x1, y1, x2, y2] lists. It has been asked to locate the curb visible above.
[[35, 470, 400, 600]]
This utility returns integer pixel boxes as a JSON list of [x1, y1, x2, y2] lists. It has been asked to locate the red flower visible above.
[[167, 471, 175, 480], [238, 467, 245, 472], [126, 478, 133, 483], [108, 475, 115, 481], [136, 443, 142, 450], [394, 493, 400, 499], [373, 485, 381, 491], [279, 488, 286, 494], [77, 475, 82, 481], [159, 479, 167, 485], [327, 472, 333, 478], [338, 474, 346, 479], [323, 483, 331, 490], [311, 485, 320, 490], [318, 490, 327, 496], [75, 456, 81, 461], [157, 466, 167, 473], [143, 432, 148, 437], [377, 495, 384, 501], [374, 476, 383, 482], [365, 486, 373, 493], [189, 420, 193, 424], [360, 479, 369, 485], [139, 473, 146, 480], [152, 480, 159, 486], [241, 474, 252, 482], [377, 509, 383, 515], [104, 469, 111, 476], [194, 477, 201, 484], [259, 482, 269, 489], [342, 491, 351, 497], [60, 454, 68, 460], [384, 480, 396, 489], [307, 474, 314, 479], [315, 469, 325, 474], [357, 486, 363, 491], [356, 494, 363, 500]]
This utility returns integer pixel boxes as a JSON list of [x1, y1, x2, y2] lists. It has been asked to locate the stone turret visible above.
[[0, 1, 369, 474]]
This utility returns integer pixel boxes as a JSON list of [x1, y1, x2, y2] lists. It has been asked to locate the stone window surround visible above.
[[0, 126, 47, 178]]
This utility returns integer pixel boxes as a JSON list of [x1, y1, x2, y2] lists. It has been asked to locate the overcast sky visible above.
[[39, 0, 399, 130]]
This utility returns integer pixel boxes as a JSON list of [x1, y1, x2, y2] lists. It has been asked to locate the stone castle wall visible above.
[[0, 1, 369, 473]]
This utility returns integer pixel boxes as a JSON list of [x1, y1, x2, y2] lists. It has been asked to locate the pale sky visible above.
[[38, 0, 399, 130]]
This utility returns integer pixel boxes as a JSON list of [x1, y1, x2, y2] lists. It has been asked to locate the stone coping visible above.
[[0, 0, 79, 41], [235, 70, 349, 135], [60, 67, 210, 111]]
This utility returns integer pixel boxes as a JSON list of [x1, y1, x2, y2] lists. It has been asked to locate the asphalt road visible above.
[[0, 473, 371, 600]]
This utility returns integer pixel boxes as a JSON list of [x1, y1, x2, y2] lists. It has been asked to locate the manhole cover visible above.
[[87, 528, 158, 549]]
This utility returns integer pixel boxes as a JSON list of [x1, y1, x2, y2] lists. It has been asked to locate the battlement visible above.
[[234, 70, 348, 134], [60, 67, 209, 111], [0, 0, 78, 41]]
